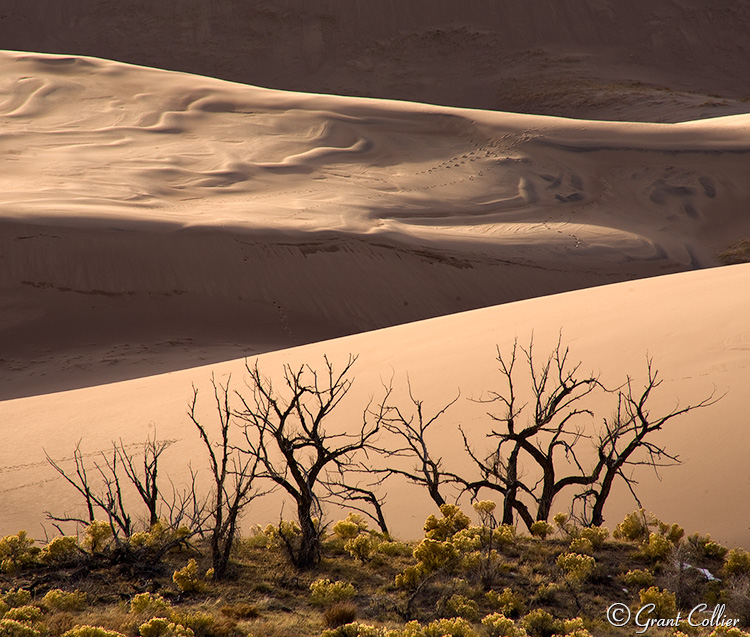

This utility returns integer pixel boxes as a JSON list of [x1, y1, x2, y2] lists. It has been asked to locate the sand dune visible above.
[[1, 264, 749, 546], [2, 52, 750, 398], [2, 0, 749, 122]]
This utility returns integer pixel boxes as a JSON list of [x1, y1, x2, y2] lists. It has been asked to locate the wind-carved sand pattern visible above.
[[2, 49, 750, 402]]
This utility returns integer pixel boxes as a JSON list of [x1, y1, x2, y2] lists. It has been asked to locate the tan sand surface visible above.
[[1, 0, 749, 122], [2, 52, 750, 398], [1, 263, 749, 545]]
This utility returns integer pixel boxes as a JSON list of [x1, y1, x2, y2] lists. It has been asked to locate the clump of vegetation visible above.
[[309, 579, 357, 607], [556, 552, 595, 583], [638, 586, 677, 620], [726, 549, 750, 577], [172, 559, 207, 593], [529, 522, 554, 540], [486, 589, 525, 618], [622, 569, 654, 588]]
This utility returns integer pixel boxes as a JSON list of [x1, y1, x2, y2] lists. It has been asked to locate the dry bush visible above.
[[323, 603, 358, 629]]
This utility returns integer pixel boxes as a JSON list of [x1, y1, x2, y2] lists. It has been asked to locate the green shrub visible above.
[[579, 526, 609, 548], [0, 619, 40, 637], [309, 579, 356, 607], [725, 549, 750, 577], [486, 589, 525, 618], [2, 607, 42, 625], [40, 536, 80, 564], [333, 514, 369, 540], [529, 521, 554, 540], [130, 593, 171, 618], [556, 552, 595, 582], [622, 569, 654, 588], [638, 587, 677, 620], [172, 559, 206, 593], [0, 532, 40, 574], [560, 617, 592, 637], [568, 538, 593, 556], [521, 609, 564, 637], [62, 627, 127, 637], [42, 589, 88, 612], [643, 532, 673, 561], [139, 618, 194, 637], [443, 595, 479, 622], [492, 525, 516, 546], [658, 522, 684, 544], [481, 613, 526, 637], [533, 582, 560, 603]]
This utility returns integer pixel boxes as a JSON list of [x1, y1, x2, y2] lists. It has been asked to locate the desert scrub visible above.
[[1, 591, 31, 609], [579, 526, 609, 548], [320, 623, 384, 637], [613, 510, 651, 542], [40, 536, 80, 565], [138, 618, 194, 637], [83, 521, 113, 553], [345, 535, 377, 563], [556, 552, 595, 582], [568, 538, 593, 556], [2, 607, 42, 625], [323, 603, 358, 629], [423, 505, 471, 541], [333, 513, 369, 540], [172, 559, 207, 593], [130, 593, 171, 618], [442, 595, 479, 621], [533, 582, 560, 604], [486, 588, 525, 618], [0, 532, 40, 574], [529, 521, 554, 540], [412, 538, 459, 573], [725, 549, 750, 577], [642, 532, 673, 561], [62, 627, 127, 637], [0, 619, 40, 637], [638, 586, 677, 620], [42, 589, 88, 612], [481, 613, 527, 637], [521, 609, 564, 637], [689, 533, 729, 559], [309, 579, 356, 607], [399, 617, 477, 637], [622, 569, 654, 588]]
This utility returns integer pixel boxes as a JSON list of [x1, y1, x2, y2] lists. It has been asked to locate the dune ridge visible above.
[[2, 52, 750, 397]]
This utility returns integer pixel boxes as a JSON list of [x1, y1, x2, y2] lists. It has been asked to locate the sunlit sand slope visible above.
[[1, 265, 748, 545], [2, 52, 750, 397]]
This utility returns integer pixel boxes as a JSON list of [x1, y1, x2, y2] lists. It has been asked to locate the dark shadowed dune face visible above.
[[2, 0, 750, 122]]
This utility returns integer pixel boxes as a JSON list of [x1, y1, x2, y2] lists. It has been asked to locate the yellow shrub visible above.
[[309, 579, 356, 607], [62, 627, 127, 637], [1, 591, 31, 610], [42, 589, 88, 612], [725, 549, 750, 577], [486, 588, 525, 618], [0, 532, 40, 574], [172, 559, 206, 593], [579, 526, 609, 548], [130, 593, 171, 618], [556, 552, 595, 582], [0, 619, 40, 637], [138, 618, 194, 637], [2, 607, 42, 625], [622, 569, 654, 588], [529, 521, 554, 540], [568, 538, 593, 556], [333, 514, 369, 540], [40, 536, 80, 564], [424, 505, 471, 541], [643, 533, 673, 561], [443, 595, 479, 622], [83, 522, 112, 553], [481, 613, 526, 637], [638, 586, 677, 620]]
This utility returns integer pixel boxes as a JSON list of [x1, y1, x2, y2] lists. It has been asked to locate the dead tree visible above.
[[235, 355, 381, 568], [460, 337, 602, 530], [574, 360, 719, 526], [188, 375, 265, 579], [45, 442, 134, 540], [373, 378, 460, 509], [116, 434, 171, 528]]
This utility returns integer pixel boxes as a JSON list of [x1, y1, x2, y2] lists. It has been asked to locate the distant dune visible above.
[[2, 53, 750, 398], [1, 0, 749, 122]]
